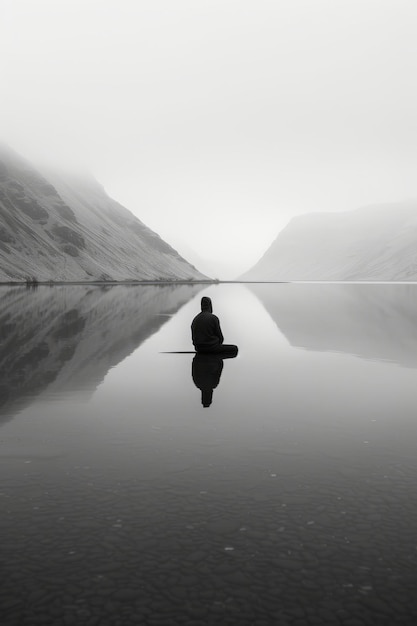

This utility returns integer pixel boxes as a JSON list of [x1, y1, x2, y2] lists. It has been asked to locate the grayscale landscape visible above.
[[2, 1, 417, 625]]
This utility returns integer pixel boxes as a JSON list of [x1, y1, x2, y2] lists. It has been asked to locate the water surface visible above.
[[1, 283, 417, 625]]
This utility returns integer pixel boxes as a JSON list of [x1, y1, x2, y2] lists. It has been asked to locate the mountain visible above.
[[249, 282, 417, 368], [241, 203, 417, 281], [0, 283, 203, 422], [0, 144, 207, 282]]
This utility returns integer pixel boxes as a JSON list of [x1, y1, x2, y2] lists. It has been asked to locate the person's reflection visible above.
[[192, 352, 237, 407], [192, 353, 223, 407]]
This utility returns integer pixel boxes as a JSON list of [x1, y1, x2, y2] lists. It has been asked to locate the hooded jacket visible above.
[[191, 296, 224, 350]]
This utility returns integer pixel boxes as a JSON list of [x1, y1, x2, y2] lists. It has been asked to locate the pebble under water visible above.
[[1, 283, 417, 625]]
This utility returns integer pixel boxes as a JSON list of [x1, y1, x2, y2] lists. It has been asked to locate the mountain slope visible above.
[[0, 144, 207, 282], [241, 203, 417, 281]]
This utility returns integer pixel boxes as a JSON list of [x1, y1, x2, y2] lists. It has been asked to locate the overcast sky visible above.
[[2, 0, 417, 278]]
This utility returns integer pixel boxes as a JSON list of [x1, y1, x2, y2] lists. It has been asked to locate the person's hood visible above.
[[201, 296, 213, 313]]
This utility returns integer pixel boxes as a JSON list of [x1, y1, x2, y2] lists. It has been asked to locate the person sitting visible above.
[[191, 296, 238, 355]]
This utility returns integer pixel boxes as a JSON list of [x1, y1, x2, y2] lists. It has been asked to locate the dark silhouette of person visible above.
[[192, 353, 224, 407], [191, 296, 238, 356], [192, 350, 237, 407]]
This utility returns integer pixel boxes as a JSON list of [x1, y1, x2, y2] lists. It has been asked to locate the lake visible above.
[[1, 283, 417, 625]]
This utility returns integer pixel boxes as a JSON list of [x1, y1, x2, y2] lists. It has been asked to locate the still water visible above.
[[1, 283, 417, 625]]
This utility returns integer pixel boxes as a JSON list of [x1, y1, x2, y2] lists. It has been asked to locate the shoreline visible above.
[[0, 279, 219, 286], [3, 279, 417, 286]]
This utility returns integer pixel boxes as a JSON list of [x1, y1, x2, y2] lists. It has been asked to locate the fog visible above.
[[2, 0, 417, 278]]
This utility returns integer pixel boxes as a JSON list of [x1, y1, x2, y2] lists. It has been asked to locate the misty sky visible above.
[[2, 0, 417, 278]]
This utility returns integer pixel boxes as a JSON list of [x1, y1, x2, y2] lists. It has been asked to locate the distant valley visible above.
[[3, 143, 417, 284]]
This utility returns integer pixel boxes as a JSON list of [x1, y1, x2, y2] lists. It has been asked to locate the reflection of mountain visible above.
[[250, 283, 417, 367], [0, 284, 203, 421]]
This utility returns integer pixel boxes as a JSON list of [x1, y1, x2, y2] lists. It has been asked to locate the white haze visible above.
[[2, 0, 417, 278]]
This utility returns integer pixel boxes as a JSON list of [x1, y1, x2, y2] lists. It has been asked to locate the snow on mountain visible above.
[[0, 144, 208, 282], [0, 283, 203, 422], [250, 282, 417, 368], [241, 203, 417, 281]]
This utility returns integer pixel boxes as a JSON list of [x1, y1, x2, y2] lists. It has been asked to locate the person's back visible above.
[[191, 296, 238, 355]]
